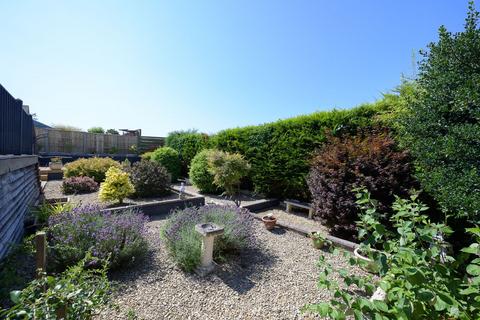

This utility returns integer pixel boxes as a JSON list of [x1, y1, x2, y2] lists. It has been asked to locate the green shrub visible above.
[[106, 128, 119, 135], [128, 160, 171, 197], [162, 205, 254, 272], [207, 150, 250, 202], [189, 149, 220, 194], [211, 103, 389, 200], [99, 167, 134, 204], [31, 202, 75, 224], [398, 3, 480, 223], [87, 127, 105, 134], [166, 130, 210, 174], [304, 188, 480, 319], [150, 147, 181, 181], [1, 253, 110, 320], [141, 151, 154, 161], [64, 157, 121, 183]]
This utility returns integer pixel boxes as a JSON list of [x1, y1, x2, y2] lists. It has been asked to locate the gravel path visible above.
[[96, 216, 364, 320], [255, 207, 330, 234], [43, 180, 180, 206]]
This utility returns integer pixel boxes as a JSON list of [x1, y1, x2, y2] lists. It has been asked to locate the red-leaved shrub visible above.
[[307, 130, 416, 240], [62, 176, 99, 194]]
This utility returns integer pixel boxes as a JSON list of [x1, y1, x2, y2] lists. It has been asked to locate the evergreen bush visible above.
[[150, 147, 182, 181]]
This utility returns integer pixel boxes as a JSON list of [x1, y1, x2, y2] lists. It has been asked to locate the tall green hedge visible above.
[[211, 103, 389, 200], [165, 130, 210, 175]]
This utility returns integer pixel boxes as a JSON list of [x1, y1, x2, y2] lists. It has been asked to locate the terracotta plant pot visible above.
[[261, 215, 277, 230]]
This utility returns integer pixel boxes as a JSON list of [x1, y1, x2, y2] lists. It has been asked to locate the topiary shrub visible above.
[[165, 130, 210, 175], [98, 167, 134, 204], [399, 3, 480, 223], [64, 157, 121, 183], [162, 205, 254, 272], [189, 149, 220, 194], [128, 160, 171, 198], [62, 176, 99, 194], [307, 130, 416, 240], [48, 204, 149, 270], [150, 147, 181, 181]]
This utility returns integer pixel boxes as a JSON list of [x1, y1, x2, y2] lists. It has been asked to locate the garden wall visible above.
[[212, 103, 387, 200], [0, 155, 41, 259]]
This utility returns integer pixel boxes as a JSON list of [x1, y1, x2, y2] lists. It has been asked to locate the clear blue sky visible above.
[[0, 1, 469, 136]]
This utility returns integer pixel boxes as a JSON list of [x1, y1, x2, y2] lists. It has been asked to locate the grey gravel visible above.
[[95, 216, 365, 320]]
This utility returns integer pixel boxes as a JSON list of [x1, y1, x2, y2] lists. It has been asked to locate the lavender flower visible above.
[[48, 204, 149, 270]]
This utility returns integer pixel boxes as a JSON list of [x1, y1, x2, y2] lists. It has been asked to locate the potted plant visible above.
[[49, 157, 63, 170], [309, 231, 330, 249], [353, 246, 383, 274], [261, 213, 277, 230]]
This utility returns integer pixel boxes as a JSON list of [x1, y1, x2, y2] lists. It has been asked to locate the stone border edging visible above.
[[250, 213, 359, 252], [102, 195, 205, 216]]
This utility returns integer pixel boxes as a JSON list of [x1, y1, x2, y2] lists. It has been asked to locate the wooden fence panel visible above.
[[34, 128, 149, 154]]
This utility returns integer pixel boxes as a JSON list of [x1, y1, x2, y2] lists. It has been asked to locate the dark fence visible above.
[[138, 136, 165, 153], [0, 85, 35, 155]]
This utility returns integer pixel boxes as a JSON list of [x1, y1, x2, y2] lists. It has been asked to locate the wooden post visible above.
[[35, 231, 47, 278]]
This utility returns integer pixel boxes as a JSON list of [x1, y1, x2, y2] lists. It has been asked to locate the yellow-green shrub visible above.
[[99, 167, 134, 204], [64, 157, 121, 183]]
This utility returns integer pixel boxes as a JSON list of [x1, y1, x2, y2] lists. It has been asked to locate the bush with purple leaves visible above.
[[162, 204, 255, 271], [48, 204, 149, 270], [62, 176, 99, 194]]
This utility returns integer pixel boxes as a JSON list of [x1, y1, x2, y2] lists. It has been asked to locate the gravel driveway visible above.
[[96, 216, 364, 320]]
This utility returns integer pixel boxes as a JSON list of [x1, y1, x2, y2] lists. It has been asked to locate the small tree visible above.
[[106, 129, 119, 135], [399, 1, 480, 223], [99, 167, 134, 204], [207, 150, 250, 206], [88, 127, 105, 134]]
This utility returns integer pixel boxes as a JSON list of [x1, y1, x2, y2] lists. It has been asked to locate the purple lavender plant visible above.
[[48, 204, 149, 270], [162, 204, 254, 271]]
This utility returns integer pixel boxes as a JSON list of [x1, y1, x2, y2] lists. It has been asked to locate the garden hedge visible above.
[[165, 130, 210, 175], [211, 103, 390, 200]]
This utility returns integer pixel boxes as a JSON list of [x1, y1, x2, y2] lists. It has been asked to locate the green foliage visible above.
[[87, 127, 105, 134], [0, 253, 110, 320], [106, 128, 119, 135], [140, 151, 153, 161], [99, 167, 135, 204], [128, 160, 171, 197], [304, 188, 480, 319], [211, 103, 389, 200], [398, 2, 480, 221], [51, 124, 82, 132], [166, 130, 210, 175], [31, 202, 75, 224], [150, 147, 182, 181], [64, 157, 121, 183], [207, 150, 250, 203], [0, 236, 34, 309], [189, 149, 220, 194], [161, 205, 254, 272]]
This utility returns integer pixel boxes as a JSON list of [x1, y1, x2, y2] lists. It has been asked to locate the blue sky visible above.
[[0, 1, 469, 136]]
